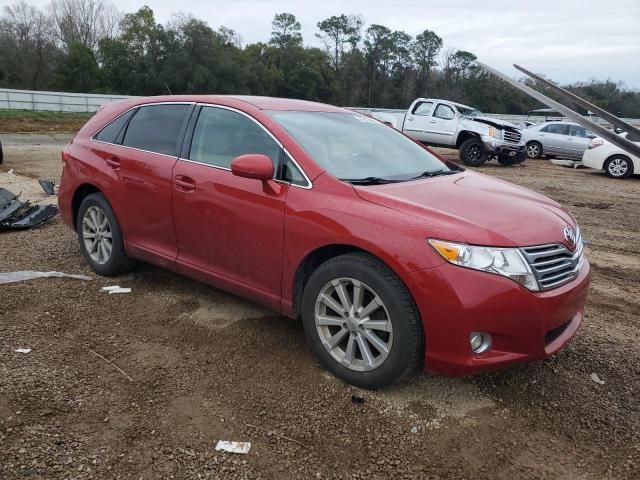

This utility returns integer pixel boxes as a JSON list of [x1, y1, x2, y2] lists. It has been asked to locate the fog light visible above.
[[470, 332, 492, 354]]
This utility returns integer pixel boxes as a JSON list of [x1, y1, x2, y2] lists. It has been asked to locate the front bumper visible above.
[[406, 258, 591, 376], [482, 136, 526, 157]]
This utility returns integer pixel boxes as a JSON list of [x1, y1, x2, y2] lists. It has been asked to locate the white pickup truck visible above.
[[363, 98, 527, 166]]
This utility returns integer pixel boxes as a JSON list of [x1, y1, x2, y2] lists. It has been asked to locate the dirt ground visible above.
[[1, 134, 639, 480]]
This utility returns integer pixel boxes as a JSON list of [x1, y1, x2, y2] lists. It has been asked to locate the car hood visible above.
[[464, 116, 520, 130], [354, 171, 577, 247]]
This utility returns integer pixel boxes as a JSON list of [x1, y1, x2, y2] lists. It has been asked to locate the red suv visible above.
[[59, 96, 590, 389]]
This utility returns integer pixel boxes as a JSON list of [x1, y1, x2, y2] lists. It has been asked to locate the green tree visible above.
[[412, 29, 442, 96]]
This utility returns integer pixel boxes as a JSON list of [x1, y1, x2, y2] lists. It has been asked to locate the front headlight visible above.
[[428, 239, 539, 291], [488, 126, 501, 138]]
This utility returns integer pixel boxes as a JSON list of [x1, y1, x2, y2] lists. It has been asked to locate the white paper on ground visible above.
[[0, 271, 92, 285], [214, 441, 251, 454], [107, 287, 131, 294], [101, 286, 121, 292], [15, 348, 32, 354]]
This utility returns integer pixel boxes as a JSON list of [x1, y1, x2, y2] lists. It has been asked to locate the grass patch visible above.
[[0, 109, 93, 132]]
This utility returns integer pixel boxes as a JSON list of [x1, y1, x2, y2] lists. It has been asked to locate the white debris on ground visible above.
[[0, 270, 92, 284], [15, 347, 32, 354], [101, 286, 131, 294], [591, 373, 606, 385], [214, 441, 251, 454]]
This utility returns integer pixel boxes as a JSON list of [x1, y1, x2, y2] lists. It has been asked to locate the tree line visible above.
[[1, 0, 639, 116]]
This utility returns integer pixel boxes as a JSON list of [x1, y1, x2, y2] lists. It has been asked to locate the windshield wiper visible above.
[[410, 169, 460, 180], [340, 176, 406, 185]]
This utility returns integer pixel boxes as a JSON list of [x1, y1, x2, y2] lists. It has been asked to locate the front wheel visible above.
[[301, 253, 423, 390], [526, 141, 543, 159], [459, 138, 487, 166], [604, 155, 633, 179]]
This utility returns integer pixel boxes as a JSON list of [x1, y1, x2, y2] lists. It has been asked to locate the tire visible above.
[[459, 137, 487, 166], [604, 155, 633, 179], [526, 141, 543, 159], [76, 193, 136, 276], [0, 139, 3, 165], [497, 150, 527, 166], [301, 252, 423, 389]]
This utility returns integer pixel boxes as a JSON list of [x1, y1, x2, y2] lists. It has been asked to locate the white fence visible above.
[[0, 88, 133, 113]]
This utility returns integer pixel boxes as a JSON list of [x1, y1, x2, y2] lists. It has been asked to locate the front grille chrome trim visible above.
[[520, 228, 584, 291]]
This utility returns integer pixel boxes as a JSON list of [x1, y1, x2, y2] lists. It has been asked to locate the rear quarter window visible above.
[[122, 104, 191, 156], [94, 109, 137, 144]]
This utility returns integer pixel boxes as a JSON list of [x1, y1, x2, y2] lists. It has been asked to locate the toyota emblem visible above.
[[563, 226, 576, 246]]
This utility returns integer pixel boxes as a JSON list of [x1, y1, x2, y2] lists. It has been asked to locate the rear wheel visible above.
[[526, 141, 543, 159], [76, 193, 136, 276], [604, 155, 633, 179], [301, 253, 422, 389], [459, 138, 487, 166]]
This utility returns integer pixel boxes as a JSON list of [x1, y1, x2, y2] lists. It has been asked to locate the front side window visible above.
[[122, 104, 191, 156], [412, 101, 434, 116], [542, 124, 569, 135], [569, 125, 587, 137], [434, 104, 455, 120], [189, 107, 281, 169], [268, 111, 451, 182]]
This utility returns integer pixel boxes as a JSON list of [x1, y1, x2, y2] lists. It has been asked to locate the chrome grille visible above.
[[502, 129, 522, 143], [520, 229, 584, 291]]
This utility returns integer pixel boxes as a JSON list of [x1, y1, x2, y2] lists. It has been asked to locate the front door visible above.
[[422, 103, 458, 146], [172, 105, 288, 309], [402, 100, 434, 142]]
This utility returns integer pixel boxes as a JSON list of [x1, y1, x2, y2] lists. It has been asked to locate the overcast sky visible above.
[[18, 0, 640, 88]]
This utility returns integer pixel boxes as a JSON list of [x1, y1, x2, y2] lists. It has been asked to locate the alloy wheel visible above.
[[467, 144, 482, 162], [608, 158, 629, 177], [527, 144, 540, 158], [82, 206, 113, 265], [314, 278, 393, 372]]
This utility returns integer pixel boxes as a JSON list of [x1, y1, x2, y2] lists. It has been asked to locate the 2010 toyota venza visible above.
[[59, 96, 590, 389]]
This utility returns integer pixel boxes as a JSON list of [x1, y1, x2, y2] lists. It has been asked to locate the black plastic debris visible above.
[[351, 395, 365, 404], [0, 187, 58, 230], [38, 179, 56, 195]]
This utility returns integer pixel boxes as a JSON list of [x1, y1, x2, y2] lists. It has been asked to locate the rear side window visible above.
[[122, 104, 191, 156], [542, 124, 569, 135], [94, 109, 136, 143], [189, 106, 281, 169]]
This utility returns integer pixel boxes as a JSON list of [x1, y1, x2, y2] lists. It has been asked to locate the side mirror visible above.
[[230, 154, 274, 181], [586, 133, 596, 139]]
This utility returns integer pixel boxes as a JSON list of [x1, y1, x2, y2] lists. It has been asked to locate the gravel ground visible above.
[[0, 136, 639, 480]]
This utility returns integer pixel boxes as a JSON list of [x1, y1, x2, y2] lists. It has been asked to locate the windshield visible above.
[[268, 111, 452, 183], [456, 106, 483, 117]]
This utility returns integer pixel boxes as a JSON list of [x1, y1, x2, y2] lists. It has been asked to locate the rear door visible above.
[[421, 103, 458, 146], [172, 105, 293, 309], [540, 123, 570, 155], [402, 100, 434, 142], [567, 124, 591, 158], [114, 103, 192, 266]]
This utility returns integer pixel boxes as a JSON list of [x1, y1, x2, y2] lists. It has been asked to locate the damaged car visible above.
[[370, 98, 527, 166]]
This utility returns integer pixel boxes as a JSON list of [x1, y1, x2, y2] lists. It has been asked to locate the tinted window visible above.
[[189, 107, 281, 169], [412, 101, 434, 116], [434, 104, 455, 120], [542, 124, 569, 135], [122, 104, 190, 156], [95, 109, 136, 143]]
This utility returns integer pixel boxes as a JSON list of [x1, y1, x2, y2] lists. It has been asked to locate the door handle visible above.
[[430, 120, 436, 123], [105, 155, 121, 169], [175, 175, 196, 192], [407, 116, 414, 121]]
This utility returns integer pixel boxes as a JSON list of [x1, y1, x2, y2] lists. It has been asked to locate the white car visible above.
[[582, 133, 639, 179]]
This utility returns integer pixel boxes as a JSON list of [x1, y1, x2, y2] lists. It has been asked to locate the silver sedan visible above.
[[522, 121, 594, 159]]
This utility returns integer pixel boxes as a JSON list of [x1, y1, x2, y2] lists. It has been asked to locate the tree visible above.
[[50, 0, 121, 50], [363, 24, 392, 105], [316, 14, 362, 72], [54, 40, 98, 91], [412, 29, 442, 96]]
